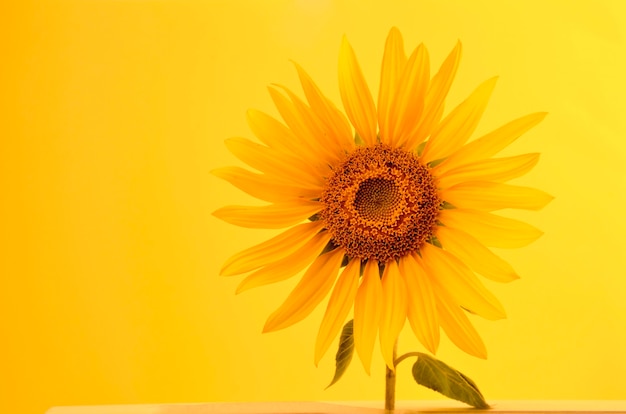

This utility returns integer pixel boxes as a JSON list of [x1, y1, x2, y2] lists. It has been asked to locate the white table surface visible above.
[[45, 400, 626, 414]]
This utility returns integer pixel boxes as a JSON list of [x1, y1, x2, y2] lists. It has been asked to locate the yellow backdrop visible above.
[[2, 1, 626, 413]]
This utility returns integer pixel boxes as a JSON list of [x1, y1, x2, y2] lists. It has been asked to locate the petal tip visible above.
[[387, 27, 402, 41], [262, 319, 276, 334], [427, 341, 439, 356], [266, 84, 279, 95], [340, 35, 356, 60], [340, 34, 349, 48], [484, 76, 499, 90], [218, 264, 232, 276], [446, 39, 462, 60], [361, 364, 371, 376], [263, 309, 285, 333], [234, 282, 250, 294]]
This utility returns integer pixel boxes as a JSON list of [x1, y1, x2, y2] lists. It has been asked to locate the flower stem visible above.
[[394, 351, 421, 367], [384, 341, 398, 411], [385, 350, 424, 411]]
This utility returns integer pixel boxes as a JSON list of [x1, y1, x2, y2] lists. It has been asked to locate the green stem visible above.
[[384, 341, 398, 411], [385, 348, 424, 410], [394, 351, 421, 367], [385, 351, 422, 411]]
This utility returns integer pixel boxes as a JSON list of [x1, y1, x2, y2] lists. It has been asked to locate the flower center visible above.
[[320, 144, 440, 262], [354, 178, 401, 224]]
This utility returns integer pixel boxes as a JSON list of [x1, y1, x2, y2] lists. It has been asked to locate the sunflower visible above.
[[213, 27, 552, 373]]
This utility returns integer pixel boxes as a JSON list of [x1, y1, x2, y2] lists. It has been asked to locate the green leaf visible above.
[[326, 320, 354, 388], [411, 353, 489, 409]]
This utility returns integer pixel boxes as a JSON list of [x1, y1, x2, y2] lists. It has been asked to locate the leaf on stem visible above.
[[327, 319, 354, 388], [411, 352, 489, 409]]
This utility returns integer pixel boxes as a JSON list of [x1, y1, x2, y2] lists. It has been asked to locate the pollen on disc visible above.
[[320, 144, 440, 262]]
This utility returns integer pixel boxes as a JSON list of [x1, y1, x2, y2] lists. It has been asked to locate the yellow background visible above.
[[2, 1, 626, 413]]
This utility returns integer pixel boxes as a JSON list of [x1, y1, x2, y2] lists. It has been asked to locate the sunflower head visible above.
[[320, 144, 440, 263], [213, 27, 552, 373]]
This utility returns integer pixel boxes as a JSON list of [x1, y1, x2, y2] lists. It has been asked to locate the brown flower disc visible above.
[[320, 144, 440, 263]]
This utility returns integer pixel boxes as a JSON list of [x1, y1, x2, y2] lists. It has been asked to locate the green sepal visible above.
[[411, 353, 489, 409], [440, 200, 456, 210], [427, 158, 446, 168], [416, 141, 426, 156], [354, 132, 364, 145], [427, 235, 443, 248], [320, 240, 338, 255], [326, 319, 354, 388]]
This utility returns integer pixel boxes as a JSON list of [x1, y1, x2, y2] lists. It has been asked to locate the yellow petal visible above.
[[440, 181, 554, 211], [246, 108, 294, 152], [399, 254, 439, 354], [314, 258, 360, 365], [263, 248, 344, 332], [439, 208, 543, 248], [436, 153, 540, 189], [436, 225, 519, 283], [246, 109, 320, 170], [422, 77, 498, 163], [421, 243, 506, 321], [211, 167, 320, 203], [338, 36, 377, 146], [271, 84, 344, 165], [220, 221, 324, 276], [354, 260, 383, 374], [236, 231, 331, 293], [379, 260, 407, 370], [388, 43, 429, 147], [378, 27, 407, 145], [434, 285, 488, 359], [224, 137, 324, 187], [292, 61, 354, 153], [437, 112, 547, 174], [267, 86, 335, 166], [212, 200, 321, 229], [404, 41, 462, 151]]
